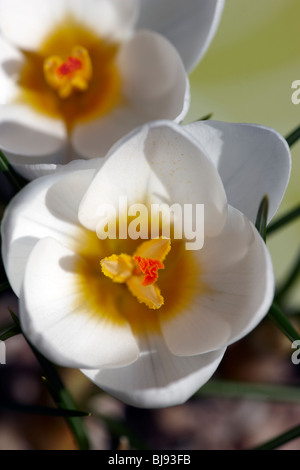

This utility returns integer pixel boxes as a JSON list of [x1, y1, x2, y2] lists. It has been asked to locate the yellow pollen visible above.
[[100, 238, 171, 310], [44, 45, 92, 99]]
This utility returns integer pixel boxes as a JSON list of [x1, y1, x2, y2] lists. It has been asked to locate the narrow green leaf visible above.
[[0, 149, 28, 191], [268, 302, 300, 343], [275, 249, 300, 302], [255, 195, 269, 242], [0, 281, 10, 293], [0, 402, 90, 417], [196, 379, 300, 403], [9, 308, 20, 326], [9, 311, 90, 450], [31, 350, 91, 450], [0, 323, 21, 341], [285, 124, 300, 147], [267, 204, 300, 236], [252, 423, 300, 450], [195, 112, 213, 121]]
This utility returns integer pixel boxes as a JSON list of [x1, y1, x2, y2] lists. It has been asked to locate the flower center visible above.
[[100, 238, 170, 309], [74, 231, 202, 335], [17, 17, 122, 131], [44, 46, 93, 99]]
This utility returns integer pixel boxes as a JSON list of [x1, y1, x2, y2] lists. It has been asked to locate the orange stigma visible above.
[[134, 256, 165, 286], [56, 56, 82, 78]]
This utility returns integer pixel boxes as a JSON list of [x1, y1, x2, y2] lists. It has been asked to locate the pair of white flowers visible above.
[[0, 0, 292, 408]]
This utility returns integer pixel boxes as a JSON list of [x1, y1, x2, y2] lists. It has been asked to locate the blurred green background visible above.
[[186, 0, 300, 306]]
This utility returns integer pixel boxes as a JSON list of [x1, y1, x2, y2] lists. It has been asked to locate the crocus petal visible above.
[[20, 237, 139, 369], [82, 333, 225, 408], [1, 166, 96, 295], [0, 104, 67, 167], [78, 121, 227, 237], [160, 206, 274, 356], [136, 0, 225, 71], [0, 0, 138, 51], [185, 121, 291, 224], [0, 35, 23, 104], [73, 30, 189, 158]]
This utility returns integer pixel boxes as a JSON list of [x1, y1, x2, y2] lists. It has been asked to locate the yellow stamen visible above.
[[100, 238, 171, 310], [44, 46, 92, 99]]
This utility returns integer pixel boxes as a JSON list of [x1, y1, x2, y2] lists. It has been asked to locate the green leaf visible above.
[[267, 204, 300, 235], [196, 379, 300, 403], [255, 195, 269, 242], [275, 249, 300, 302], [0, 402, 90, 418], [195, 112, 213, 121], [268, 302, 300, 343], [9, 311, 91, 450], [252, 423, 300, 450], [0, 281, 10, 293], [0, 323, 21, 342], [285, 124, 300, 147], [0, 149, 28, 191]]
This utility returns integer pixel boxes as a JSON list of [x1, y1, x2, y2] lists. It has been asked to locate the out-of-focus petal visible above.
[[73, 30, 189, 159], [0, 104, 66, 168], [0, 35, 23, 104], [136, 0, 225, 71], [0, 0, 138, 51]]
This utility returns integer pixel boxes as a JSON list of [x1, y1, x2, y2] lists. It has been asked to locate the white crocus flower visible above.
[[1, 120, 291, 408], [0, 0, 224, 180]]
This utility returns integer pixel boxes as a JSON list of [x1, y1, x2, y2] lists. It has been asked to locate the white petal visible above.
[[0, 0, 138, 51], [0, 104, 67, 166], [136, 0, 225, 71], [1, 167, 96, 295], [20, 237, 139, 369], [0, 35, 23, 104], [185, 121, 291, 224], [161, 206, 274, 356], [82, 333, 225, 408], [73, 30, 189, 159], [117, 30, 189, 122], [73, 106, 153, 160], [78, 121, 227, 238], [12, 155, 102, 181]]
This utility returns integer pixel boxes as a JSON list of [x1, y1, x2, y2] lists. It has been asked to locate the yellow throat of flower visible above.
[[18, 17, 122, 130], [73, 230, 205, 336]]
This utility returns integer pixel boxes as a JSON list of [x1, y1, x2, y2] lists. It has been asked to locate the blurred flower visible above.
[[1, 120, 290, 408], [0, 0, 224, 179]]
